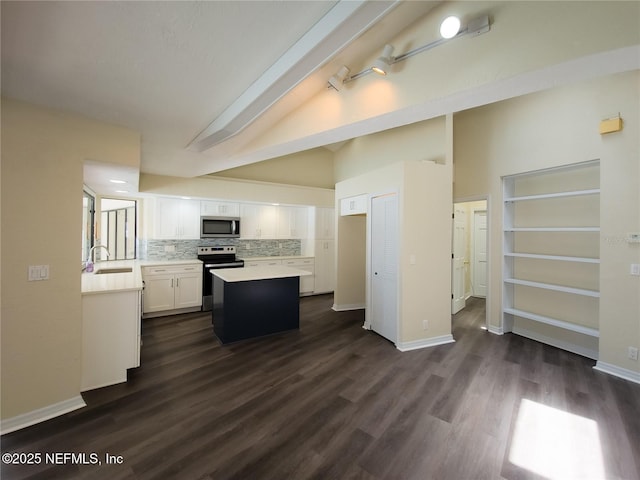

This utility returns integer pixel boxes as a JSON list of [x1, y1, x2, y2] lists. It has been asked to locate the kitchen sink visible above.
[[94, 267, 133, 274]]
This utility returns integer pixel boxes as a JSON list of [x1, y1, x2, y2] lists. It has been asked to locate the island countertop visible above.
[[212, 265, 312, 283]]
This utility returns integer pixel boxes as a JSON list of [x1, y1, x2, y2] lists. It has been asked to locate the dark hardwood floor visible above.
[[3, 295, 639, 479]]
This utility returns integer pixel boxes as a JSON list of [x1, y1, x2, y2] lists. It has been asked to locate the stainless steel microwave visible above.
[[200, 216, 241, 238]]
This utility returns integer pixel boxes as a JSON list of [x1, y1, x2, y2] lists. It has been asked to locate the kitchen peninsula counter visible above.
[[211, 266, 311, 344]]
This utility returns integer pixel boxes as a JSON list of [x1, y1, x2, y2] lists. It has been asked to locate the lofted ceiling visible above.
[[1, 0, 442, 188]]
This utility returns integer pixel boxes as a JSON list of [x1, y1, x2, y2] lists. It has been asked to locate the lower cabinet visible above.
[[283, 258, 315, 295], [244, 258, 315, 295], [142, 263, 203, 317], [81, 289, 141, 391]]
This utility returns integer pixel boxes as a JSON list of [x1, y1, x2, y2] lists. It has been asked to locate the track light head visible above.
[[439, 16, 461, 39], [328, 65, 351, 91], [371, 44, 394, 75]]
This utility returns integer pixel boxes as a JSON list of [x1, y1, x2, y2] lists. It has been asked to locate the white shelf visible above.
[[504, 226, 600, 232], [504, 308, 599, 338], [504, 188, 600, 202], [504, 278, 600, 297], [504, 252, 600, 264]]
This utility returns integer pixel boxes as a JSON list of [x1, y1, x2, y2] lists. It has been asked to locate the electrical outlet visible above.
[[630, 264, 640, 276], [628, 347, 638, 361], [422, 320, 429, 330], [164, 245, 176, 253]]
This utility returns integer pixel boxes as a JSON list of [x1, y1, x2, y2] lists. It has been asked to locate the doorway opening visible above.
[[452, 198, 489, 329]]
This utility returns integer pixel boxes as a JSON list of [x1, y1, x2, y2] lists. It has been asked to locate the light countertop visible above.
[[239, 255, 313, 261], [82, 259, 202, 295], [212, 265, 312, 283]]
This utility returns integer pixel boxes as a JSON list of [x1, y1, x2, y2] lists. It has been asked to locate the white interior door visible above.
[[370, 193, 398, 343], [473, 210, 488, 297], [452, 206, 466, 314]]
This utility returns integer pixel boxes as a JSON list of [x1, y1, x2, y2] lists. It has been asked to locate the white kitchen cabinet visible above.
[[340, 194, 367, 216], [277, 206, 310, 239], [142, 263, 203, 317], [244, 258, 283, 267], [240, 204, 278, 239], [283, 257, 315, 294], [313, 240, 335, 293], [313, 207, 335, 294], [314, 207, 335, 239], [152, 197, 200, 239], [81, 289, 141, 391], [200, 200, 240, 217]]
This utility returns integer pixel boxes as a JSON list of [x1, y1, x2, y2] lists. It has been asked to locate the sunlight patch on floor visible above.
[[509, 399, 605, 480]]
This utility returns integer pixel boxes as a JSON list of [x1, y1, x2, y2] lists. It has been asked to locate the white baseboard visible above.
[[332, 303, 365, 312], [594, 361, 640, 385], [512, 326, 598, 360], [396, 334, 455, 352], [488, 324, 504, 335], [1, 395, 86, 435]]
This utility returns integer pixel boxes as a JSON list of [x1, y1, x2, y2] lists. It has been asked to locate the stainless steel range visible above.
[[197, 246, 244, 311]]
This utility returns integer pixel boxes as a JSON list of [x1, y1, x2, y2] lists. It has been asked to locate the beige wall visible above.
[[334, 117, 446, 183], [334, 116, 452, 346], [454, 71, 640, 373], [139, 173, 334, 208], [1, 98, 140, 421], [213, 147, 335, 189]]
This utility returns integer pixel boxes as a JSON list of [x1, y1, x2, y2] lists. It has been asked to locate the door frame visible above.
[[452, 194, 492, 332], [471, 207, 487, 298]]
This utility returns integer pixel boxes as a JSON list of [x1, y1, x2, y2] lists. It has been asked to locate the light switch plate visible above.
[[28, 265, 49, 281], [630, 264, 640, 276]]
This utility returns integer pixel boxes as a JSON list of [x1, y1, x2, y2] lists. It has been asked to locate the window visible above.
[[82, 190, 96, 264], [100, 198, 137, 261]]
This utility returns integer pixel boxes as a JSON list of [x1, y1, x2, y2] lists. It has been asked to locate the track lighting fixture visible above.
[[328, 65, 351, 91], [326, 14, 490, 91], [371, 44, 395, 76]]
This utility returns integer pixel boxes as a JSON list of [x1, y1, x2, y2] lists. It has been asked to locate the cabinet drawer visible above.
[[283, 258, 314, 267], [143, 264, 202, 276]]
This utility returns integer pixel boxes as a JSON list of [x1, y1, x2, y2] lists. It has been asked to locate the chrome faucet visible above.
[[88, 244, 111, 263]]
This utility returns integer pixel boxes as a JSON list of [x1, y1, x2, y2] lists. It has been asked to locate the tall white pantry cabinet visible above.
[[502, 160, 600, 359]]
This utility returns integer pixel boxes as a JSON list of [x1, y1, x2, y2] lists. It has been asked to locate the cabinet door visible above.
[[201, 200, 240, 217], [154, 197, 200, 239], [315, 207, 335, 239], [179, 200, 201, 239], [314, 240, 335, 293], [340, 195, 367, 216], [143, 274, 175, 312], [277, 206, 307, 238], [240, 204, 277, 238], [174, 272, 202, 309], [155, 197, 180, 239]]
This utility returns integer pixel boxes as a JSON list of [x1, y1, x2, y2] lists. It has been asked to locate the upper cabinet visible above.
[[201, 200, 240, 217], [277, 206, 310, 239], [147, 197, 200, 239], [340, 194, 367, 216], [240, 204, 278, 239], [314, 207, 335, 239], [241, 204, 310, 239]]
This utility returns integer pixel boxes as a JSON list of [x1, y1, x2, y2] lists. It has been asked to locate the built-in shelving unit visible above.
[[502, 160, 600, 359]]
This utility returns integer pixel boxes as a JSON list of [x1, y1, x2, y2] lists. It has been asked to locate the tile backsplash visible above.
[[139, 238, 301, 261]]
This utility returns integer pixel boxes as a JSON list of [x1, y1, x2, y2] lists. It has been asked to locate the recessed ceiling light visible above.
[[181, 196, 192, 200], [115, 190, 129, 194], [110, 179, 126, 184]]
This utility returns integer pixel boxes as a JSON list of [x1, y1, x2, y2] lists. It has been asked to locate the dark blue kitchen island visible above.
[[211, 266, 312, 344]]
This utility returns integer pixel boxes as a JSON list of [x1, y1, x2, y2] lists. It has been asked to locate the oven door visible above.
[[202, 262, 244, 311]]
